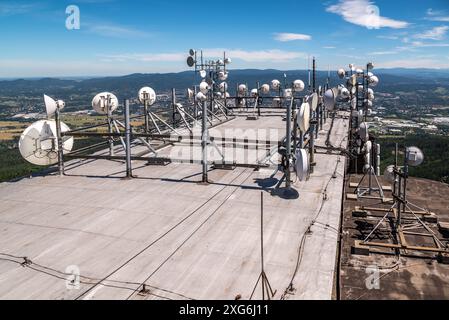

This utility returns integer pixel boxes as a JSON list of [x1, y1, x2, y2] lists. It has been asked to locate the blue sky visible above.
[[0, 0, 448, 77]]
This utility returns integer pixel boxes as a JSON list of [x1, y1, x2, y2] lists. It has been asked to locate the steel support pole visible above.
[[286, 98, 292, 188], [172, 88, 176, 126], [55, 108, 64, 176], [144, 99, 149, 142], [107, 103, 114, 157], [124, 99, 133, 179], [202, 100, 208, 183]]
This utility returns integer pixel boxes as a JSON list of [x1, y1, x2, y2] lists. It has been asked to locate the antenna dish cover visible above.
[[19, 120, 73, 166], [298, 102, 310, 132], [92, 92, 119, 114], [138, 87, 157, 105], [295, 148, 309, 182]]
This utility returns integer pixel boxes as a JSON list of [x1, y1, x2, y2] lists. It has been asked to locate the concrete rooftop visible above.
[[0, 110, 348, 300]]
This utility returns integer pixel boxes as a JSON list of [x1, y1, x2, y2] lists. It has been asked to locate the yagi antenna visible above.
[[323, 88, 336, 110]]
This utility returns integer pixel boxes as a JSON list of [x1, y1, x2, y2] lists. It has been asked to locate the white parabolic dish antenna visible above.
[[293, 80, 305, 92], [359, 122, 369, 142], [200, 81, 210, 94], [298, 102, 310, 132], [295, 148, 309, 182], [384, 165, 395, 183], [307, 93, 318, 111], [323, 89, 336, 110], [260, 84, 270, 94], [271, 79, 281, 90], [92, 92, 119, 114], [138, 87, 157, 105], [406, 146, 424, 167], [44, 94, 65, 117], [19, 120, 73, 166]]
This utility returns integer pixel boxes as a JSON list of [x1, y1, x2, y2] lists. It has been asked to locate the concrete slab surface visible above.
[[0, 110, 348, 300]]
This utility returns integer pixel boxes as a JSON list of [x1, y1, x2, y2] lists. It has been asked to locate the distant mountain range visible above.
[[1, 68, 448, 101]]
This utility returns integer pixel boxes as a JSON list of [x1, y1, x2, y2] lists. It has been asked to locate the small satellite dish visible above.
[[297, 102, 310, 132], [340, 87, 350, 99], [199, 70, 207, 78], [219, 82, 228, 93], [138, 87, 157, 105], [260, 84, 270, 94], [44, 94, 65, 117], [293, 80, 305, 92], [238, 84, 247, 94], [238, 98, 246, 107], [384, 165, 395, 183], [19, 120, 73, 166], [369, 75, 379, 87], [406, 147, 424, 167], [225, 58, 232, 65], [218, 71, 228, 81], [284, 88, 293, 98], [196, 92, 208, 102], [187, 56, 195, 67], [359, 122, 369, 142], [271, 79, 281, 90], [295, 148, 309, 182], [307, 93, 318, 111], [323, 89, 336, 110], [338, 69, 346, 79], [189, 49, 195, 56], [251, 88, 259, 97], [200, 81, 210, 94], [92, 92, 119, 114]]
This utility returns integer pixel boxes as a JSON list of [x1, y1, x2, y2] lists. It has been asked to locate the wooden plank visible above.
[[346, 194, 358, 201]]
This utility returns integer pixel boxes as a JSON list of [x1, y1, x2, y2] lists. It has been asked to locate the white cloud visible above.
[[377, 58, 449, 69], [415, 26, 449, 41], [323, 46, 336, 49], [101, 49, 307, 63], [377, 35, 399, 40], [85, 24, 151, 38], [326, 0, 409, 29], [0, 3, 35, 15], [99, 53, 185, 62], [410, 41, 449, 48], [273, 33, 312, 42], [425, 8, 449, 22], [371, 51, 397, 55]]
